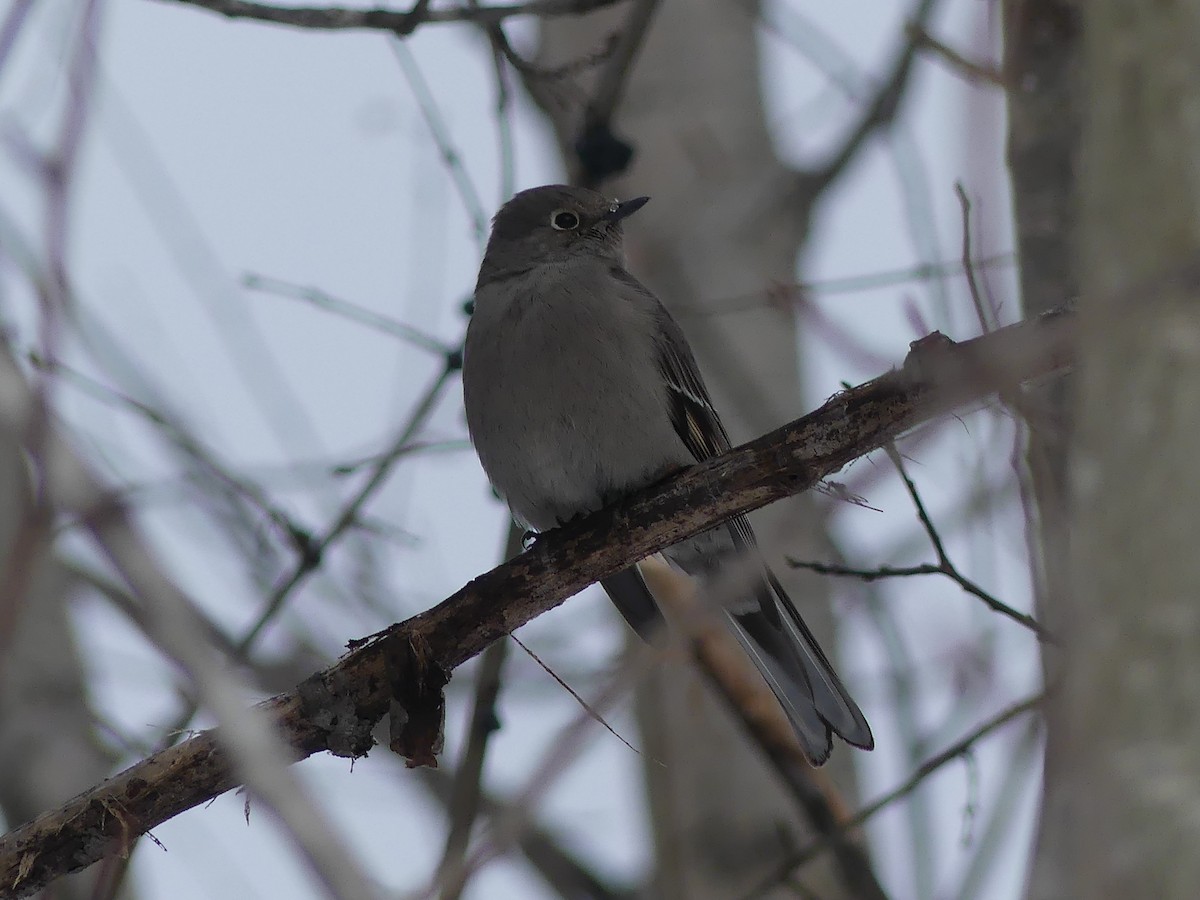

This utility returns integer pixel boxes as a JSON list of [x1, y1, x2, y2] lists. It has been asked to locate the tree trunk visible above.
[[1044, 2, 1200, 896], [1001, 2, 1081, 897]]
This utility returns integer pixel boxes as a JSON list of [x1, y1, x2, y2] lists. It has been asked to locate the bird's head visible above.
[[477, 184, 649, 283]]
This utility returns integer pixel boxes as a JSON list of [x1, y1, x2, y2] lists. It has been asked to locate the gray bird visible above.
[[463, 184, 873, 764]]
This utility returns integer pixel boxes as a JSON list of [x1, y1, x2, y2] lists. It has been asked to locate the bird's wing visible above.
[[609, 267, 758, 552], [613, 266, 874, 763]]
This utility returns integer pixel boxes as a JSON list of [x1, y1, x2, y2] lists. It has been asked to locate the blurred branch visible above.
[[673, 251, 1017, 319], [425, 650, 653, 896], [849, 559, 938, 895], [0, 308, 1074, 897], [390, 40, 490, 241], [242, 273, 456, 357], [419, 769, 634, 899], [0, 0, 36, 83], [797, 0, 940, 198], [154, 0, 626, 35], [0, 345, 383, 900], [434, 642, 509, 900], [908, 23, 1005, 87], [641, 561, 889, 900], [572, 0, 660, 186], [743, 693, 1045, 898], [236, 356, 459, 654], [950, 717, 1041, 900], [584, 0, 658, 124]]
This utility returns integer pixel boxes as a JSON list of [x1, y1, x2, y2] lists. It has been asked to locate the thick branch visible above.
[[0, 309, 1073, 898], [153, 0, 625, 35]]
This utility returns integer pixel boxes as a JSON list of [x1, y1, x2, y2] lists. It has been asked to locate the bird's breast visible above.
[[465, 267, 689, 529]]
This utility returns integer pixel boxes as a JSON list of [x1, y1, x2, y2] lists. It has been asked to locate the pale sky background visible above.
[[0, 1, 1041, 897]]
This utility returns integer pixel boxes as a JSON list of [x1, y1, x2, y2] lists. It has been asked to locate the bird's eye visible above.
[[550, 210, 580, 230]]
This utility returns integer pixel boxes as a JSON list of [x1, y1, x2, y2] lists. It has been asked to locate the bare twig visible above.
[[791, 446, 1054, 642], [907, 23, 1005, 87], [674, 252, 1017, 318], [426, 648, 654, 898], [0, 309, 1073, 896], [955, 183, 998, 333], [742, 693, 1044, 899], [845, 545, 938, 895], [243, 273, 455, 356], [35, 355, 314, 556], [950, 717, 1041, 900], [238, 357, 459, 654], [479, 5, 518, 202], [510, 633, 647, 758], [154, 0, 625, 34], [390, 40, 489, 243], [887, 444, 1052, 640]]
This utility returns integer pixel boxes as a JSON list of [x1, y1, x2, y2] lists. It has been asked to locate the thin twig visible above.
[[510, 633, 647, 759], [742, 694, 1044, 899], [907, 23, 1005, 87], [845, 544, 939, 896], [390, 40, 489, 243], [35, 355, 314, 556], [950, 717, 1041, 900], [237, 358, 459, 654], [955, 182, 997, 333], [243, 272, 455, 356], [886, 444, 1054, 641], [793, 448, 1055, 641], [425, 650, 653, 899], [154, 0, 626, 34]]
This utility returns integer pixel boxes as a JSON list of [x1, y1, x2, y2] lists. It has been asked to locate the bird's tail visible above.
[[727, 570, 874, 765]]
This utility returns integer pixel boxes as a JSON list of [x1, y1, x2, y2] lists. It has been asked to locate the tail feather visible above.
[[653, 521, 873, 764], [728, 574, 873, 764], [729, 607, 835, 764], [601, 565, 666, 642]]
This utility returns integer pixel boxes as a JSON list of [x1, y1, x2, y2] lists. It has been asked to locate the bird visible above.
[[462, 184, 873, 764]]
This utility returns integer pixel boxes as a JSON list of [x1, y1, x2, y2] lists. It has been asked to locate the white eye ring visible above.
[[550, 210, 580, 230]]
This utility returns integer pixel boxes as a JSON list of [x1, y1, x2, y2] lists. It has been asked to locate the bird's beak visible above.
[[603, 196, 650, 223]]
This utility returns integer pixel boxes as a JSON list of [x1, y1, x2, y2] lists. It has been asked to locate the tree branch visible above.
[[797, 0, 940, 198], [153, 0, 626, 36], [0, 308, 1074, 898]]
